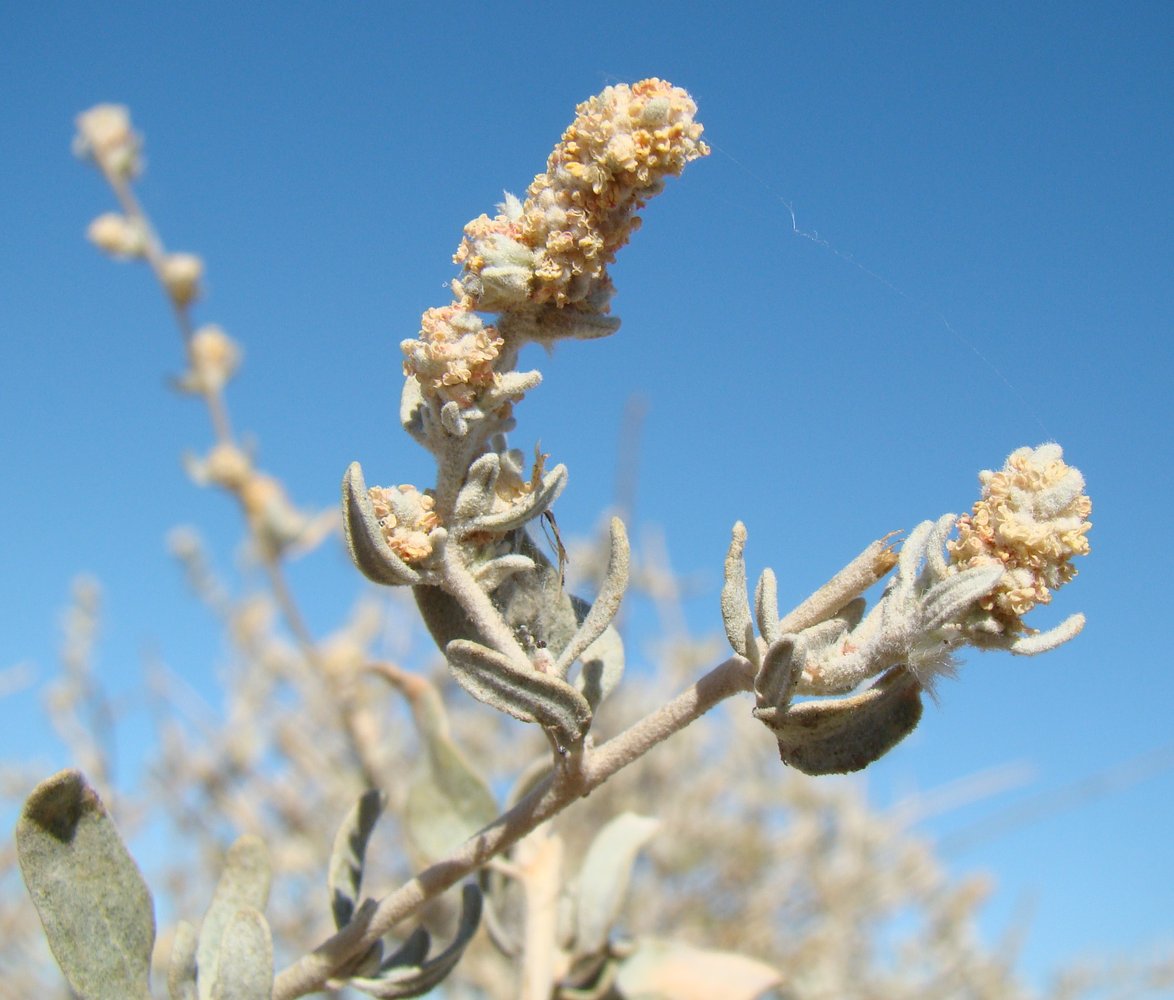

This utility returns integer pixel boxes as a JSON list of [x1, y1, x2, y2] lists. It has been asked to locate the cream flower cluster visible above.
[[948, 444, 1092, 634], [73, 104, 141, 177], [401, 305, 505, 407], [367, 484, 442, 564], [454, 78, 709, 313]]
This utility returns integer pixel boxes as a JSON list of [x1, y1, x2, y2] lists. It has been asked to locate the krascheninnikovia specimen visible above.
[[34, 80, 1096, 1000], [344, 79, 711, 751], [729, 443, 1091, 775], [341, 78, 1093, 775]]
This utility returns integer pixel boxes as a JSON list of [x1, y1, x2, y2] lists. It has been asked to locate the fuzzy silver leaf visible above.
[[446, 639, 593, 748], [341, 463, 424, 587], [721, 522, 753, 658], [16, 769, 155, 1000], [209, 908, 272, 1000], [765, 667, 923, 775], [328, 790, 386, 931], [348, 884, 483, 999]]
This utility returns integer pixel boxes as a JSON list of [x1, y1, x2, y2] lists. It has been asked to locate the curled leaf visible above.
[[349, 883, 483, 999], [328, 789, 387, 930], [554, 517, 630, 677], [446, 638, 592, 748], [465, 463, 568, 535], [453, 453, 500, 523], [1009, 612, 1085, 654], [763, 666, 923, 775], [472, 553, 536, 593], [16, 769, 155, 1000], [341, 462, 424, 586]]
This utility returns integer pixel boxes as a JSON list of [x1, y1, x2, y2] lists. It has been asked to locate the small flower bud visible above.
[[73, 104, 141, 177], [183, 325, 241, 393], [86, 213, 144, 258], [201, 442, 252, 488], [161, 253, 203, 306]]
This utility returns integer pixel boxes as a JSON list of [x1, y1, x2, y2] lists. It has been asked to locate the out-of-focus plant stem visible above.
[[271, 654, 755, 999]]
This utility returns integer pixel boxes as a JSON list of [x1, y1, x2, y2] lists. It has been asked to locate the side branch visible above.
[[270, 655, 755, 1000]]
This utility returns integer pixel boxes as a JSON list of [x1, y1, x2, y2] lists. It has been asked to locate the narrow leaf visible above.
[[573, 622, 625, 712], [197, 836, 270, 1000], [453, 453, 500, 522], [402, 677, 499, 863], [574, 813, 660, 957], [328, 789, 387, 929], [341, 462, 423, 586], [16, 769, 155, 1000], [467, 464, 568, 535], [753, 636, 799, 715], [446, 639, 592, 748], [1009, 612, 1085, 654], [721, 522, 752, 657], [554, 517, 630, 676], [769, 666, 923, 775], [209, 907, 273, 1000], [920, 564, 1002, 632], [350, 883, 483, 999], [754, 568, 780, 645]]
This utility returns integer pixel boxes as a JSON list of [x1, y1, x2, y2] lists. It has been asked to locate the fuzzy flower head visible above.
[[73, 104, 141, 177], [454, 79, 709, 313], [948, 444, 1092, 635], [367, 484, 441, 564], [401, 305, 505, 407], [179, 325, 241, 394], [86, 213, 145, 258]]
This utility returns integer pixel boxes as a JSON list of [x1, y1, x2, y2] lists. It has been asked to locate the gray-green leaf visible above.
[[16, 769, 155, 1000], [446, 638, 592, 749], [403, 678, 499, 863], [349, 883, 483, 999], [574, 813, 660, 957], [764, 666, 923, 775], [209, 907, 273, 1000], [721, 522, 753, 658], [341, 461, 425, 586], [614, 939, 781, 1000], [328, 789, 387, 929], [197, 835, 271, 1000], [168, 920, 199, 1000]]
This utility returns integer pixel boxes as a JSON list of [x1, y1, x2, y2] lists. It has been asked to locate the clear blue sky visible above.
[[2, 2, 1171, 989]]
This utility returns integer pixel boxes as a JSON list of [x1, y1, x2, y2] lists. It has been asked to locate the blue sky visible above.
[[2, 2, 1171, 989]]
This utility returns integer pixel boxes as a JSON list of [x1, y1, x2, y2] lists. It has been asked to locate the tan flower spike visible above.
[[455, 78, 709, 314], [949, 443, 1092, 637]]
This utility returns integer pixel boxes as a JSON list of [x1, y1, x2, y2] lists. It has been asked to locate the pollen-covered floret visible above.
[[401, 305, 504, 407], [948, 444, 1092, 634], [455, 79, 709, 312], [368, 484, 442, 564]]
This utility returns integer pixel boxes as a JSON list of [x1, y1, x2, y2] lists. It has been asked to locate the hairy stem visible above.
[[270, 654, 756, 999]]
